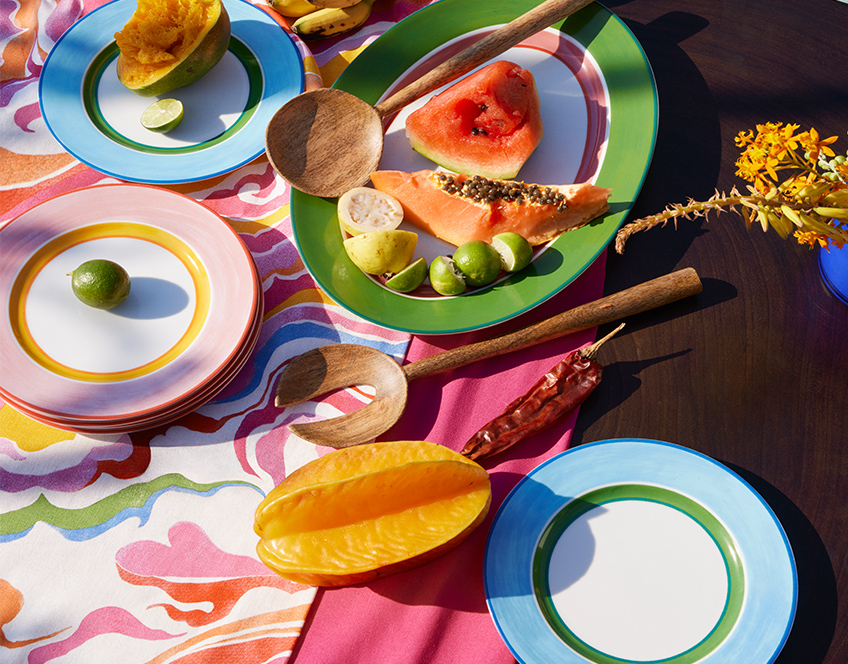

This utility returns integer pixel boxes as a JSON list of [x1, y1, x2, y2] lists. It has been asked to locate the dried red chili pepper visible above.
[[460, 324, 623, 461]]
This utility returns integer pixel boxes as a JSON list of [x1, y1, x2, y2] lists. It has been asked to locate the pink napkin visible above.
[[291, 252, 608, 663]]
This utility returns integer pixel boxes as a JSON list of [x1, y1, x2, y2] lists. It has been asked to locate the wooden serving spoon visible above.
[[265, 0, 596, 199], [276, 267, 703, 447]]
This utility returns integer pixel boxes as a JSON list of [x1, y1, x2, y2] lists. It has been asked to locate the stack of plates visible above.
[[0, 184, 263, 434]]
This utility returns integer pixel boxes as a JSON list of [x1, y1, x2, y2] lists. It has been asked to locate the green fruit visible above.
[[491, 232, 533, 272], [69, 259, 131, 310], [140, 98, 184, 133], [115, 0, 231, 97], [452, 240, 501, 287], [343, 230, 417, 276], [429, 255, 466, 296], [385, 257, 428, 293]]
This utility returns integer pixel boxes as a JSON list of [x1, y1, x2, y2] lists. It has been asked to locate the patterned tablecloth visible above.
[[0, 1, 605, 661]]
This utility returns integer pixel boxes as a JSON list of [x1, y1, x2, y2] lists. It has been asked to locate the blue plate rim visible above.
[[483, 438, 798, 664], [37, 0, 304, 184]]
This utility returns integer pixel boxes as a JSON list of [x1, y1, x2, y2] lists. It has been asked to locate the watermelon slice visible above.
[[405, 61, 544, 179], [370, 170, 611, 247]]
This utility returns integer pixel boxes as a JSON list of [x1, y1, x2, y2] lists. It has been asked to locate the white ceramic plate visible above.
[[484, 438, 797, 664], [39, 0, 304, 183], [0, 184, 260, 423]]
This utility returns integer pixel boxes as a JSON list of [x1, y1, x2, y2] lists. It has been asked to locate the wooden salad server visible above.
[[275, 267, 703, 447], [265, 0, 596, 199]]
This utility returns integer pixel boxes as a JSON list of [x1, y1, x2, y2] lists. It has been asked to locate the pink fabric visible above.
[[291, 252, 608, 663]]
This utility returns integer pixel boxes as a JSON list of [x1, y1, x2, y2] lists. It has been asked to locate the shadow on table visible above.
[[725, 463, 838, 664], [601, 7, 722, 284], [570, 275, 737, 445]]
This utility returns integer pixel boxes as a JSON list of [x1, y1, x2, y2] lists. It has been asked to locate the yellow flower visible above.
[[735, 129, 755, 147], [799, 127, 838, 160], [794, 230, 829, 249], [616, 124, 848, 253]]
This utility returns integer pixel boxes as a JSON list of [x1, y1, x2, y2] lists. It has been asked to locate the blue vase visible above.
[[819, 242, 848, 305]]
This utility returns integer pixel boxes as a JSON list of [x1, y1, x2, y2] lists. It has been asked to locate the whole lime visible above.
[[69, 259, 131, 310], [452, 240, 501, 287], [429, 256, 466, 296]]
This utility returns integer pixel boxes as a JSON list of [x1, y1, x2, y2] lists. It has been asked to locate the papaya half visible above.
[[371, 169, 612, 247], [114, 0, 231, 97]]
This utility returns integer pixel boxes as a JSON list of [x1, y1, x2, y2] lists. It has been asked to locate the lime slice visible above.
[[338, 187, 404, 236], [385, 257, 428, 293], [492, 232, 533, 272], [140, 98, 185, 133], [429, 255, 466, 296], [343, 230, 418, 275], [452, 240, 501, 287], [69, 259, 131, 310]]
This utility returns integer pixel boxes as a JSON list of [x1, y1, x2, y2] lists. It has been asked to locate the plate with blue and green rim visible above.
[[483, 438, 797, 664], [289, 0, 658, 335], [38, 0, 304, 184]]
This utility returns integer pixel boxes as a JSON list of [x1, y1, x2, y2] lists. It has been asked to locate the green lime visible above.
[[140, 98, 184, 133], [385, 257, 428, 293], [429, 255, 466, 296], [492, 232, 533, 272], [452, 240, 501, 287], [69, 259, 131, 310]]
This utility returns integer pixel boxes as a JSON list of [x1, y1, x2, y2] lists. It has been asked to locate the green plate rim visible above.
[[290, 0, 658, 335], [82, 38, 263, 155], [532, 484, 745, 663]]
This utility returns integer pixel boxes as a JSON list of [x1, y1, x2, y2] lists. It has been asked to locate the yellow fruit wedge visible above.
[[254, 441, 491, 586], [343, 229, 417, 276]]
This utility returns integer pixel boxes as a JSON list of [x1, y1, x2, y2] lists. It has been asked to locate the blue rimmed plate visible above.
[[39, 0, 304, 184], [484, 439, 797, 664]]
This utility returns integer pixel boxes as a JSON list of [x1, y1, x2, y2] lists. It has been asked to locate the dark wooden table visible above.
[[574, 1, 847, 661]]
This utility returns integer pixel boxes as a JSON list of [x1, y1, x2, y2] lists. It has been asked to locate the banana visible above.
[[306, 0, 362, 8], [268, 0, 318, 18], [292, 0, 372, 38]]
